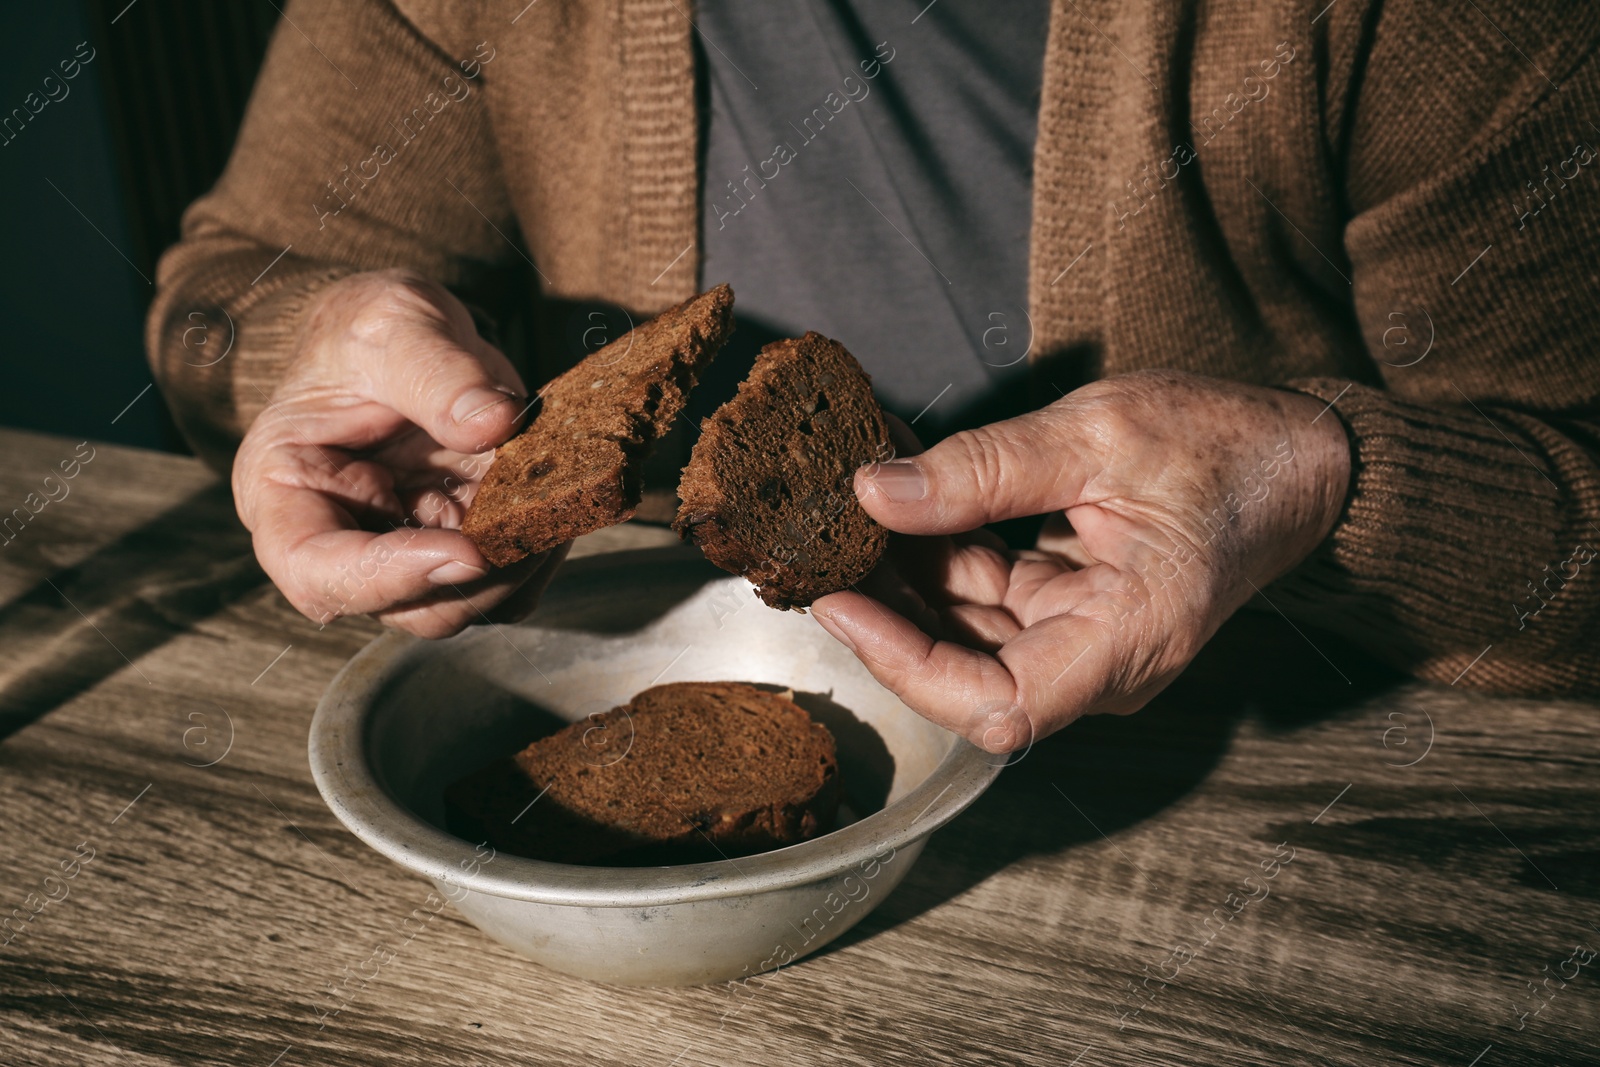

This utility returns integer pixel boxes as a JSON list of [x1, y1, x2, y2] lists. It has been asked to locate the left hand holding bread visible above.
[[810, 370, 1352, 753]]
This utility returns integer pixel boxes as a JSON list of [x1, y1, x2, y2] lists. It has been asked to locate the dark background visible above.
[[0, 2, 278, 454]]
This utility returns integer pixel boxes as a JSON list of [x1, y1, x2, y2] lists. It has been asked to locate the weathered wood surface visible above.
[[1, 425, 1596, 1067]]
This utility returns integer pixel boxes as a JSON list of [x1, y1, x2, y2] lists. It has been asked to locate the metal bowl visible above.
[[308, 546, 1002, 986]]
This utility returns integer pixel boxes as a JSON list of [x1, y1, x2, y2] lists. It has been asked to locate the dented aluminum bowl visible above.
[[309, 546, 1001, 986]]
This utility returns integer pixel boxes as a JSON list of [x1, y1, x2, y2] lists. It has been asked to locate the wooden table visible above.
[[1, 425, 1596, 1067]]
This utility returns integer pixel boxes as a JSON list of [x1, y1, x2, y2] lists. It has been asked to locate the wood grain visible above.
[[1, 427, 1597, 1067]]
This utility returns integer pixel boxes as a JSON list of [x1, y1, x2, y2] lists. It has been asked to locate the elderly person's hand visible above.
[[810, 370, 1351, 753], [233, 269, 564, 638]]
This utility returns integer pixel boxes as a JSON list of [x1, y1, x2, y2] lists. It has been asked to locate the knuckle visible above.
[[1072, 391, 1140, 459], [319, 270, 452, 352], [231, 450, 263, 524], [1010, 676, 1059, 730], [270, 542, 350, 624], [942, 413, 1065, 514], [301, 569, 351, 621], [352, 290, 426, 346], [410, 347, 487, 405], [950, 426, 1014, 498]]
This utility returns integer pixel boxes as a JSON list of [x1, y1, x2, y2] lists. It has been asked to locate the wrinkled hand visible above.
[[811, 370, 1351, 753], [233, 269, 565, 638]]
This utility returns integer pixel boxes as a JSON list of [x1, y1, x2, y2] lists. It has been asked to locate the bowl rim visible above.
[[308, 547, 1004, 909]]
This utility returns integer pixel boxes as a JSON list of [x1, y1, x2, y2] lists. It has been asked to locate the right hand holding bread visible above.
[[233, 269, 566, 638]]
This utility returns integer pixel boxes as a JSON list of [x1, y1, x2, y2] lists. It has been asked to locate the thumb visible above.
[[853, 408, 1090, 535], [363, 320, 529, 456]]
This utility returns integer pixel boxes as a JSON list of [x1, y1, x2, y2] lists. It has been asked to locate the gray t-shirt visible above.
[[693, 1, 1050, 442]]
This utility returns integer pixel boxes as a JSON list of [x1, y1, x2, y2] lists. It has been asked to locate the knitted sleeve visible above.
[[1269, 13, 1600, 697], [144, 0, 519, 472]]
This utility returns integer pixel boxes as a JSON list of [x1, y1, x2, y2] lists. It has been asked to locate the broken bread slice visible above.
[[462, 284, 735, 566], [673, 332, 890, 610], [444, 682, 841, 865]]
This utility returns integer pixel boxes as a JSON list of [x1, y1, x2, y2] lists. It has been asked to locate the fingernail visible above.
[[813, 608, 858, 652], [452, 387, 514, 424], [428, 561, 488, 585], [864, 459, 927, 503]]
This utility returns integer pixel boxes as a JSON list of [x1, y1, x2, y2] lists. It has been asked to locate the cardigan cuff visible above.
[[1265, 377, 1598, 696]]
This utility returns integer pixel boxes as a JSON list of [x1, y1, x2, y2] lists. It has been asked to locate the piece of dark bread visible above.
[[673, 332, 891, 610], [462, 284, 735, 566], [444, 682, 841, 866]]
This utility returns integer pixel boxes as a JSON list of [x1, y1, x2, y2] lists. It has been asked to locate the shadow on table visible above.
[[0, 483, 266, 741], [819, 610, 1406, 954]]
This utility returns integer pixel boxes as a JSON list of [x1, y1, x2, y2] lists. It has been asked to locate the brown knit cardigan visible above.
[[147, 0, 1600, 698]]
